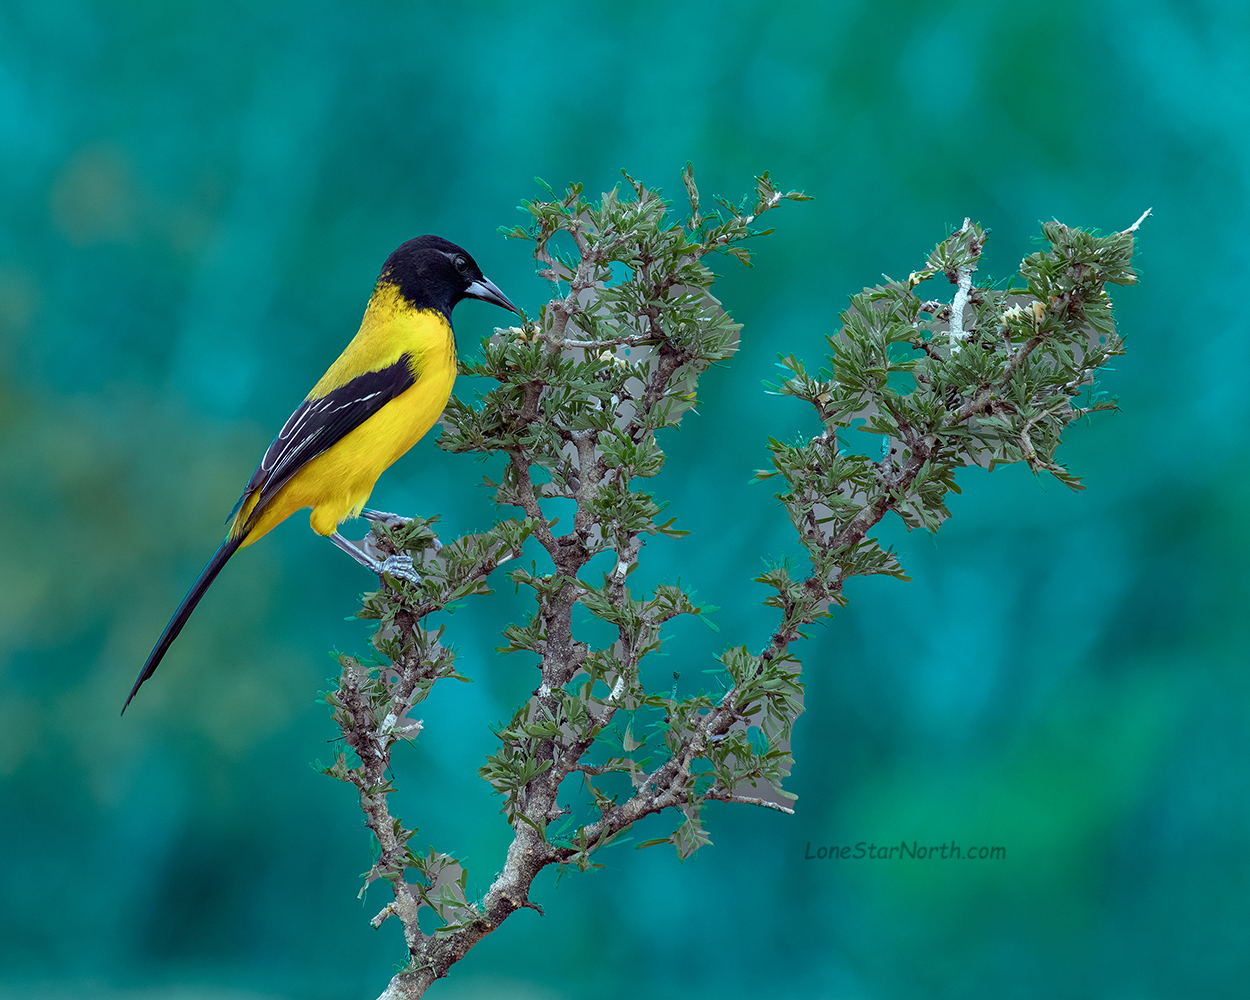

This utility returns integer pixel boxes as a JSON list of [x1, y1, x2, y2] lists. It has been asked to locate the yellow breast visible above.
[[238, 285, 457, 546]]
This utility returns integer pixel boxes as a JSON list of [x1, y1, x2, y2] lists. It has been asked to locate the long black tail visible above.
[[122, 533, 246, 714]]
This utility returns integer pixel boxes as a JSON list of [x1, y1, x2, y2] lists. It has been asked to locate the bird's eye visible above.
[[454, 256, 468, 273]]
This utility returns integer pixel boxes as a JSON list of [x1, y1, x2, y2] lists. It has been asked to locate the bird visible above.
[[124, 235, 520, 713]]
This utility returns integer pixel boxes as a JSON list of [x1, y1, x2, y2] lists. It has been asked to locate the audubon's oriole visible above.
[[124, 235, 519, 712]]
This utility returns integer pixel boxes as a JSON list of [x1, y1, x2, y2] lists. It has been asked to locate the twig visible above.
[[1122, 207, 1153, 233], [947, 218, 975, 355]]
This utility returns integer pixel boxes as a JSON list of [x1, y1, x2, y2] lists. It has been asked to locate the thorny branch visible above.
[[318, 170, 1143, 999]]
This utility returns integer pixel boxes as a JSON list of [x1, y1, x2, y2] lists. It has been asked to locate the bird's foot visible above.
[[330, 531, 421, 585], [360, 508, 410, 528], [363, 509, 443, 554], [378, 554, 421, 586]]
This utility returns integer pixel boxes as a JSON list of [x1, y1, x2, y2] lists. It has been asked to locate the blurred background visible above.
[[2, 0, 1246, 997]]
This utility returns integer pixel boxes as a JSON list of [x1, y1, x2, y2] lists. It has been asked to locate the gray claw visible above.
[[379, 554, 421, 585], [361, 508, 411, 528]]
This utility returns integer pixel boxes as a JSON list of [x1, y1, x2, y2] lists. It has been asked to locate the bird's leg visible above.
[[329, 531, 421, 585]]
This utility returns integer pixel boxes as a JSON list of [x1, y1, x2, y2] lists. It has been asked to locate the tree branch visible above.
[[315, 171, 1138, 999]]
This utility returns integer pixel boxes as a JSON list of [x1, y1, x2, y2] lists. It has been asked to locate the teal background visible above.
[[1, 1, 1246, 998]]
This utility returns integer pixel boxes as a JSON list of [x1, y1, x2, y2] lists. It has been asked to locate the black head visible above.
[[377, 235, 519, 321]]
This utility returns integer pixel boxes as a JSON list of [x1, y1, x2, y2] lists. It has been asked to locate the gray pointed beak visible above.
[[464, 275, 521, 315]]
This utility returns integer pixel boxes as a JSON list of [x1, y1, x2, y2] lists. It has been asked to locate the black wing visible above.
[[230, 355, 417, 530]]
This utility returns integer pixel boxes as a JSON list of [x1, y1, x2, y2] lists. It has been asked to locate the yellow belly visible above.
[[235, 291, 458, 548], [238, 362, 455, 546]]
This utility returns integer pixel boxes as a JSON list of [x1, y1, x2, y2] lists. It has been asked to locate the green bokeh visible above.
[[2, 1, 1246, 997]]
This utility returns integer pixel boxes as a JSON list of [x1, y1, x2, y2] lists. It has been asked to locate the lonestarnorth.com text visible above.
[[804, 840, 1006, 861]]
